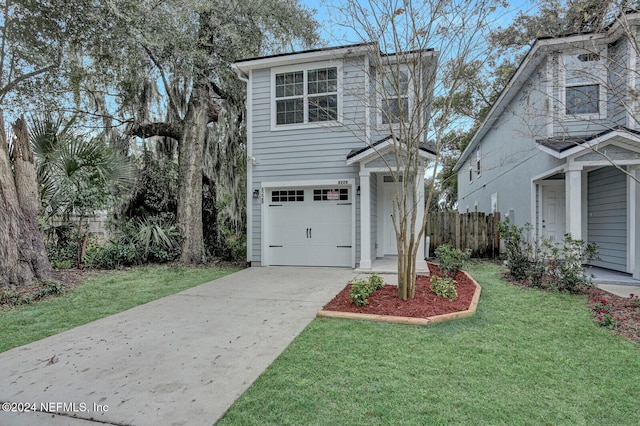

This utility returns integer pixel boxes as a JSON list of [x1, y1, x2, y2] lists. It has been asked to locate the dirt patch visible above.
[[322, 264, 476, 319]]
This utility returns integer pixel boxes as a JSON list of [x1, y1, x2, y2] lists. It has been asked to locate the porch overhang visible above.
[[346, 135, 436, 166], [536, 126, 640, 160]]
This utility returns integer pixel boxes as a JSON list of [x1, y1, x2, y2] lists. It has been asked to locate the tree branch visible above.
[[139, 43, 182, 120], [128, 121, 183, 140], [0, 63, 58, 99]]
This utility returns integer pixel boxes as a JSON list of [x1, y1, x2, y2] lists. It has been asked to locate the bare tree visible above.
[[335, 0, 504, 299]]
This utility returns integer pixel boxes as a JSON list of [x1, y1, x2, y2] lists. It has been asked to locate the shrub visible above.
[[430, 275, 458, 301], [86, 239, 138, 269], [434, 244, 471, 278], [546, 235, 598, 292], [497, 219, 598, 292], [86, 215, 183, 268], [592, 297, 620, 329], [33, 280, 66, 300], [0, 289, 31, 306], [496, 220, 533, 281], [349, 274, 384, 306]]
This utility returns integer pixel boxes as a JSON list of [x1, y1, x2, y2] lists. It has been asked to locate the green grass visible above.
[[0, 264, 240, 353], [217, 262, 640, 426]]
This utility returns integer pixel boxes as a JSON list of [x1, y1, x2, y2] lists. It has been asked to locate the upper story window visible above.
[[475, 147, 481, 176], [381, 68, 410, 125], [560, 49, 606, 119], [273, 64, 340, 128]]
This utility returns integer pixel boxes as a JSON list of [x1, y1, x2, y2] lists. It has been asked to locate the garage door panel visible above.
[[266, 187, 352, 267]]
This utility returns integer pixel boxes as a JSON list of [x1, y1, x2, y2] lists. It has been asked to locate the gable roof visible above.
[[232, 42, 437, 76], [453, 12, 640, 172]]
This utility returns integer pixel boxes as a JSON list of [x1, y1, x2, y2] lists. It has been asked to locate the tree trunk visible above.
[[177, 84, 207, 264], [0, 114, 56, 287]]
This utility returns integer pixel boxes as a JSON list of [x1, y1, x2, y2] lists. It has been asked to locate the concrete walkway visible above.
[[588, 266, 640, 298], [0, 267, 354, 426]]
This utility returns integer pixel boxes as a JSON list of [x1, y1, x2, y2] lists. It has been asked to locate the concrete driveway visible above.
[[0, 267, 354, 426]]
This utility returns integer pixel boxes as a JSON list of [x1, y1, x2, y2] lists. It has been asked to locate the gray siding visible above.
[[250, 57, 370, 263], [458, 64, 563, 228], [588, 167, 628, 272], [608, 39, 628, 127]]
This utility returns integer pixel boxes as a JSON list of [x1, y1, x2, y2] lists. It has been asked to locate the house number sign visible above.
[[337, 180, 348, 185]]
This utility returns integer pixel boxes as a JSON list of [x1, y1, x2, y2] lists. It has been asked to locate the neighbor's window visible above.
[[475, 148, 481, 176], [275, 66, 338, 125], [381, 68, 410, 125], [565, 84, 599, 115], [562, 50, 605, 117]]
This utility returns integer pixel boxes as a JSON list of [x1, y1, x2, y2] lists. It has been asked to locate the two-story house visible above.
[[232, 43, 437, 269], [455, 13, 640, 279]]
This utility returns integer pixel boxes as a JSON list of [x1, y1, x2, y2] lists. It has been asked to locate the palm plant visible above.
[[29, 114, 134, 266]]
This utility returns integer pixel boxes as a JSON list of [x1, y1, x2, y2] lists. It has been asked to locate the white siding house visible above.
[[233, 44, 437, 269], [455, 14, 640, 279]]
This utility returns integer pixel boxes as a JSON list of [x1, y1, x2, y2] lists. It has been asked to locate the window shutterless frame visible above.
[[376, 64, 413, 129], [559, 48, 607, 120], [271, 61, 342, 130]]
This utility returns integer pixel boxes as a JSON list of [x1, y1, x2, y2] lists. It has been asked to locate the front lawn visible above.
[[0, 264, 240, 353], [217, 262, 640, 425]]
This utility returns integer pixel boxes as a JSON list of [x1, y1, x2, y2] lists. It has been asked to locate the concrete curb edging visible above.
[[316, 270, 482, 325]]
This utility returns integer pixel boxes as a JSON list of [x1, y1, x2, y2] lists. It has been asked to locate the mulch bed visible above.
[[584, 287, 640, 343], [322, 264, 476, 319]]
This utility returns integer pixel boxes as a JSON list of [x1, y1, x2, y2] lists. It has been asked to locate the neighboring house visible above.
[[455, 13, 640, 279], [232, 43, 437, 269]]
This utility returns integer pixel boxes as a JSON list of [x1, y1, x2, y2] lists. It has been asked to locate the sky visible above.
[[300, 0, 538, 47]]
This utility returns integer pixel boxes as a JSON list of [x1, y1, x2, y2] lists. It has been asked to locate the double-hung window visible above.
[[274, 65, 339, 127], [561, 50, 606, 119], [380, 68, 410, 125]]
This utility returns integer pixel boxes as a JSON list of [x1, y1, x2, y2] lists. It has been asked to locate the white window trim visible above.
[[270, 61, 343, 131], [376, 63, 414, 130], [469, 164, 473, 184], [558, 47, 607, 121], [475, 147, 481, 177]]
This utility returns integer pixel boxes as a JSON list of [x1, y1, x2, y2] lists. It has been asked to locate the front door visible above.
[[541, 182, 566, 243]]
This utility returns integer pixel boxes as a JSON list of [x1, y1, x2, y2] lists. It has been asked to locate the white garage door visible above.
[[266, 186, 352, 267]]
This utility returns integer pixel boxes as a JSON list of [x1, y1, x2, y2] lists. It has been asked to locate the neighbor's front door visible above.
[[541, 182, 566, 243]]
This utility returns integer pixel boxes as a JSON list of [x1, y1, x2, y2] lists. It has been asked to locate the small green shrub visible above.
[[434, 244, 471, 278], [0, 289, 31, 306], [496, 220, 533, 281], [548, 235, 598, 292], [33, 280, 66, 300], [349, 274, 384, 306], [430, 275, 458, 301], [497, 219, 598, 292], [86, 240, 139, 269]]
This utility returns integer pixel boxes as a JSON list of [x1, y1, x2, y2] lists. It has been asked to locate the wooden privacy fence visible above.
[[426, 212, 500, 258]]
